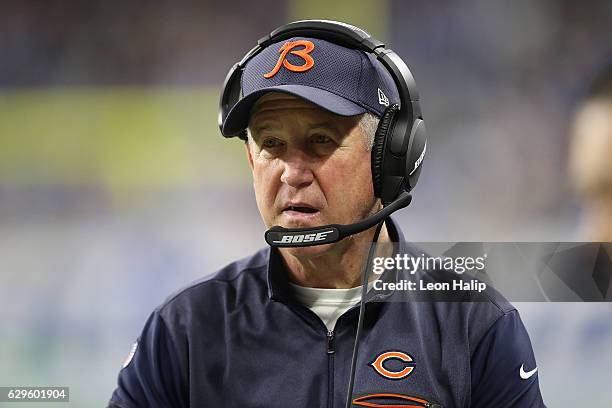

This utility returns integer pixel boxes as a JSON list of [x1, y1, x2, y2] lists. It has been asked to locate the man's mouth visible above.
[[281, 203, 322, 222], [284, 205, 318, 214]]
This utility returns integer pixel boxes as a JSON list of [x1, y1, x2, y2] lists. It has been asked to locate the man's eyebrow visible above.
[[308, 121, 340, 132], [250, 121, 280, 135]]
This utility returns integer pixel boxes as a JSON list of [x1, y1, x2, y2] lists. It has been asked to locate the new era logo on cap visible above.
[[378, 88, 389, 106]]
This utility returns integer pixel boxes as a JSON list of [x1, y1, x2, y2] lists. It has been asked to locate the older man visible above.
[[108, 21, 545, 408]]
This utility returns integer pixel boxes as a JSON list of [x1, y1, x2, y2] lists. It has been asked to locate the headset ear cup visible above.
[[371, 104, 400, 198]]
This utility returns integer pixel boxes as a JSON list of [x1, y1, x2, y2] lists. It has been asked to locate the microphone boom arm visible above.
[[265, 192, 412, 248]]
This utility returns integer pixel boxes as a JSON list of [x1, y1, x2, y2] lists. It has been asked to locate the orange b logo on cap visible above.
[[263, 40, 315, 78]]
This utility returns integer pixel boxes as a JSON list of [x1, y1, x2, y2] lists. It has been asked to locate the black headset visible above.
[[219, 19, 427, 206]]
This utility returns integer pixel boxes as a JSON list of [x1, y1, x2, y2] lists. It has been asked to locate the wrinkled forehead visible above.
[[250, 93, 328, 119], [248, 92, 355, 131]]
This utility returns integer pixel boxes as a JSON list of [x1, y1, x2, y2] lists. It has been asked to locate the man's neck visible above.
[[279, 223, 393, 289]]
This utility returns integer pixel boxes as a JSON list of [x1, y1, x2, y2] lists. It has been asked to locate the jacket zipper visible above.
[[352, 393, 443, 408], [327, 330, 335, 408], [326, 330, 335, 354]]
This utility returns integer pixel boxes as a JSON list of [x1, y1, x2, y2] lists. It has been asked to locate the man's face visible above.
[[245, 93, 379, 253]]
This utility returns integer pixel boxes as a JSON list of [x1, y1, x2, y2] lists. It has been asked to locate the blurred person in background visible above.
[[569, 64, 612, 241]]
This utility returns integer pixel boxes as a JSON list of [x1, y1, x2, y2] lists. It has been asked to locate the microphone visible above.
[[265, 192, 412, 247]]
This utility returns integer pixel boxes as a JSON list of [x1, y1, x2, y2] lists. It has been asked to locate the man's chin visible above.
[[279, 242, 337, 259], [276, 211, 325, 228]]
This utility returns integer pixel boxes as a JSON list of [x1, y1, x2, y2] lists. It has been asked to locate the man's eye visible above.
[[262, 138, 283, 149], [311, 134, 332, 144]]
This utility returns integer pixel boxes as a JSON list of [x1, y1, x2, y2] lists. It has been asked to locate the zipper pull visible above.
[[326, 330, 335, 354]]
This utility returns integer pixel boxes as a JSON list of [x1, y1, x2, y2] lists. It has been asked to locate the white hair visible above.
[[357, 112, 380, 151]]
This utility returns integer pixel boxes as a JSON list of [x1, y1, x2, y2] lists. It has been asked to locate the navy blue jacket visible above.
[[109, 219, 545, 407]]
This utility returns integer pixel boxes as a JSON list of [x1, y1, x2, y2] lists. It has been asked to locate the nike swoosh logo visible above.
[[519, 364, 538, 380]]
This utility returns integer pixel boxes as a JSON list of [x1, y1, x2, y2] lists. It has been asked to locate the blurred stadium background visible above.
[[1, 0, 611, 406]]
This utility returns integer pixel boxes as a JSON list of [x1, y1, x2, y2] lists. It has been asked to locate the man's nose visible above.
[[280, 150, 315, 189]]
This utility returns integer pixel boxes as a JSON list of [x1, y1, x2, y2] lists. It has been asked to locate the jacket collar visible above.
[[266, 216, 406, 302]]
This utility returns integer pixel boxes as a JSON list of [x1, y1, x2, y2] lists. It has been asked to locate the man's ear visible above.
[[244, 139, 254, 171]]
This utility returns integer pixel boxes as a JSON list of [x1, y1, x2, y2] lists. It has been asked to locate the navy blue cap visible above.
[[221, 36, 400, 136]]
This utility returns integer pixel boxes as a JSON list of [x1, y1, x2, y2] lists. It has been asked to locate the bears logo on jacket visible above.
[[370, 351, 416, 380]]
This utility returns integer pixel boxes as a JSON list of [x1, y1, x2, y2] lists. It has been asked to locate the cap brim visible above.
[[221, 85, 368, 136]]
